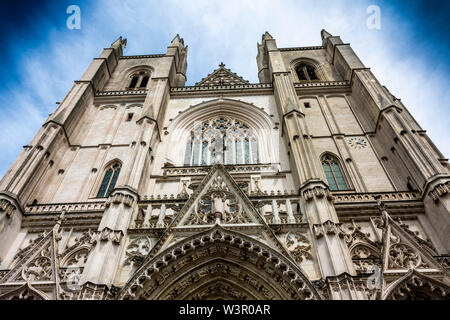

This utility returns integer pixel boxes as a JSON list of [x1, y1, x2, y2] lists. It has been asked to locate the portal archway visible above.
[[119, 226, 321, 300]]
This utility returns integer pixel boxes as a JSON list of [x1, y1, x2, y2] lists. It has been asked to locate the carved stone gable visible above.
[[195, 63, 249, 86], [1, 230, 59, 284], [139, 165, 297, 268], [177, 165, 265, 227], [379, 213, 444, 273]]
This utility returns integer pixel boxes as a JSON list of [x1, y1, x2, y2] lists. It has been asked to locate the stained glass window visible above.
[[251, 138, 258, 163], [201, 140, 208, 165], [183, 117, 259, 166], [192, 139, 200, 166], [97, 163, 121, 198], [236, 137, 243, 164], [244, 138, 250, 164], [321, 155, 348, 191], [225, 137, 233, 165], [184, 138, 192, 166], [210, 139, 216, 165]]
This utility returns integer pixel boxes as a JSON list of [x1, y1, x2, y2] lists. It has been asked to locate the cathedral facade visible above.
[[0, 30, 449, 300]]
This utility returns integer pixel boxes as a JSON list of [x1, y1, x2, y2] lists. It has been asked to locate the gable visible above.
[[136, 164, 297, 264], [195, 63, 249, 86]]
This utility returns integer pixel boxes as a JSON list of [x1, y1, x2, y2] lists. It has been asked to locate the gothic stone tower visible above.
[[0, 31, 449, 300]]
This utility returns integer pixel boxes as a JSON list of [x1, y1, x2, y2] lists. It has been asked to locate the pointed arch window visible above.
[[321, 155, 348, 191], [183, 117, 259, 166], [97, 162, 121, 198], [295, 62, 319, 82], [127, 71, 151, 89]]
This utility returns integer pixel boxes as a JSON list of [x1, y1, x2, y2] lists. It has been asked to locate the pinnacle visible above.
[[321, 29, 332, 40], [170, 34, 184, 46], [262, 31, 273, 41]]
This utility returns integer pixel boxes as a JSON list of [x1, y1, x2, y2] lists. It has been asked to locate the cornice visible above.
[[95, 89, 148, 97], [170, 83, 273, 97], [279, 46, 324, 51], [119, 54, 165, 60]]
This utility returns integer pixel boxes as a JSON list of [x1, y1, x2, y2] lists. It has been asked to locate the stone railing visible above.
[[248, 189, 299, 198], [279, 46, 324, 51], [293, 80, 350, 88], [96, 89, 148, 96], [132, 194, 306, 229], [162, 164, 276, 176], [332, 191, 420, 204], [171, 83, 273, 93], [119, 54, 165, 59], [25, 201, 106, 214]]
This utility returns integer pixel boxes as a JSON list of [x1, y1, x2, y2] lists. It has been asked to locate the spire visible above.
[[321, 29, 332, 41], [110, 36, 127, 49], [110, 36, 127, 57], [262, 31, 273, 42], [170, 34, 184, 47]]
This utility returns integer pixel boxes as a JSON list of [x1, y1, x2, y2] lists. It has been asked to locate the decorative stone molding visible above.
[[21, 254, 52, 282], [293, 80, 350, 88], [338, 220, 381, 249], [325, 272, 369, 299], [119, 54, 165, 59], [90, 228, 124, 245], [119, 225, 321, 300], [162, 163, 276, 177], [105, 192, 135, 208], [194, 63, 249, 87], [279, 46, 324, 51], [312, 220, 340, 238], [0, 199, 16, 218], [171, 83, 273, 93], [383, 269, 450, 300], [312, 279, 330, 299], [396, 219, 437, 255], [332, 191, 420, 204], [11, 232, 46, 265], [428, 181, 450, 203], [0, 283, 49, 300], [388, 243, 427, 269], [78, 282, 119, 300], [303, 186, 332, 201], [283, 232, 313, 264], [96, 89, 148, 96], [25, 201, 105, 214], [124, 236, 153, 265]]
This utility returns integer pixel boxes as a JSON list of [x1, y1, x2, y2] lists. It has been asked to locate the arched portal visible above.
[[119, 226, 321, 300]]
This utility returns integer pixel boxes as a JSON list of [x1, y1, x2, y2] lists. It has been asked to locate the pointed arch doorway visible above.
[[119, 226, 321, 300]]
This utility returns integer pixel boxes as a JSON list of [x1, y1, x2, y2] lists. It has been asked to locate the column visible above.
[[285, 199, 295, 223], [156, 204, 166, 228], [271, 200, 281, 224]]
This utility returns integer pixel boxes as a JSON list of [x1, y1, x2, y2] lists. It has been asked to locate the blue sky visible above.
[[0, 0, 449, 177]]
